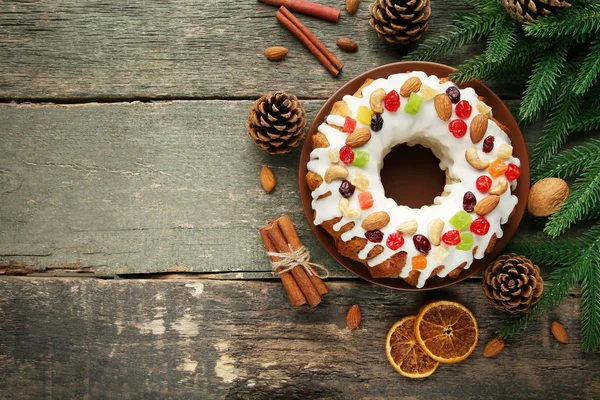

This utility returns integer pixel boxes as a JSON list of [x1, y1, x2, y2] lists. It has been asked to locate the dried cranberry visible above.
[[384, 90, 400, 112], [449, 119, 468, 138], [506, 163, 521, 181], [365, 230, 384, 243], [446, 86, 461, 104], [343, 117, 356, 133], [463, 191, 476, 212], [339, 145, 354, 165], [371, 113, 383, 131], [413, 234, 431, 255], [442, 230, 461, 246], [455, 100, 472, 119], [338, 179, 355, 198], [470, 217, 490, 236], [386, 232, 404, 250], [482, 136, 495, 153], [476, 176, 492, 193]]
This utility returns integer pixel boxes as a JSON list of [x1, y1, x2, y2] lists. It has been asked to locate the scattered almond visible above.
[[260, 166, 276, 193], [336, 37, 358, 53], [346, 0, 360, 14], [264, 46, 288, 61], [434, 94, 452, 121], [346, 304, 361, 329], [470, 114, 489, 143], [361, 211, 390, 231], [551, 321, 569, 344], [528, 178, 570, 217], [346, 127, 371, 147], [474, 195, 500, 216], [400, 77, 422, 97], [483, 337, 505, 357]]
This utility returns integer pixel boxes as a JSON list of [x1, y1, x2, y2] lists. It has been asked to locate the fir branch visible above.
[[579, 224, 600, 351], [523, 2, 600, 40], [485, 14, 518, 64], [568, 106, 600, 133], [518, 44, 568, 123], [533, 139, 600, 181], [505, 235, 586, 266], [573, 39, 600, 96], [544, 161, 600, 237]]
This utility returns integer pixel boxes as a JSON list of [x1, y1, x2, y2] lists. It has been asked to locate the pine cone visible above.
[[482, 253, 544, 314], [502, 0, 572, 23], [369, 0, 431, 45], [246, 92, 306, 154]]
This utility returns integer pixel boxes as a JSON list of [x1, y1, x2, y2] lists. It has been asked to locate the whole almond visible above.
[[260, 166, 276, 193], [551, 321, 569, 344], [434, 94, 452, 121], [265, 46, 288, 61], [346, 304, 361, 329], [346, 127, 371, 147], [400, 77, 422, 97], [346, 0, 360, 14], [470, 114, 489, 143], [361, 211, 390, 231], [474, 195, 500, 216], [336, 37, 358, 53], [483, 337, 505, 357]]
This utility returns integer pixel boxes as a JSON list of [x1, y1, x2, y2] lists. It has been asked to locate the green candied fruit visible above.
[[352, 150, 370, 168], [456, 233, 474, 251], [404, 92, 423, 115], [449, 210, 473, 231]]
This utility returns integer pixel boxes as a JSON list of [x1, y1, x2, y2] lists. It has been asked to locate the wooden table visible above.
[[1, 1, 598, 398]]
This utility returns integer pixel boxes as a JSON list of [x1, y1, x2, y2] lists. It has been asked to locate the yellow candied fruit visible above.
[[432, 246, 449, 263], [489, 159, 508, 178], [350, 171, 370, 191], [419, 84, 438, 101], [328, 148, 340, 164], [411, 254, 427, 271], [476, 101, 492, 115], [357, 106, 373, 125], [497, 143, 513, 159]]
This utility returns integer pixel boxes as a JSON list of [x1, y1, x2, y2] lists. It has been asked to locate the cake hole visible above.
[[380, 144, 446, 208]]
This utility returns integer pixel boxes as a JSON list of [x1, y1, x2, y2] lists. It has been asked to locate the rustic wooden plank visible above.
[[0, 278, 596, 399], [0, 100, 546, 277], [0, 0, 524, 100]]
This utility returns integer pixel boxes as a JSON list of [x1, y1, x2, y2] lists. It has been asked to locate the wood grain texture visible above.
[[0, 0, 525, 100], [0, 100, 543, 277], [0, 278, 597, 400]]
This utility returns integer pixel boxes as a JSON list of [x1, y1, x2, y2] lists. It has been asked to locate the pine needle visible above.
[[573, 39, 600, 95], [485, 14, 519, 64], [568, 106, 600, 133], [505, 235, 586, 266], [580, 224, 600, 352], [533, 139, 600, 181], [523, 2, 600, 40]]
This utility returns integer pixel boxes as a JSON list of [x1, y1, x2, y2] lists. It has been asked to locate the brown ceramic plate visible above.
[[298, 61, 529, 291]]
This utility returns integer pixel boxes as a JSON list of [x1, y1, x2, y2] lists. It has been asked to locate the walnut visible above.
[[527, 178, 569, 217]]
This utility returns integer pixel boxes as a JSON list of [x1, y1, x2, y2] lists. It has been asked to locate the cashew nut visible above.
[[396, 220, 418, 235], [369, 88, 387, 114], [465, 147, 490, 170], [339, 198, 361, 220], [428, 218, 445, 246], [489, 179, 508, 195], [324, 165, 348, 183]]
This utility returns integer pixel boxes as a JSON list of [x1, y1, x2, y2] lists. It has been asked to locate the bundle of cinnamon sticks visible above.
[[260, 216, 329, 307]]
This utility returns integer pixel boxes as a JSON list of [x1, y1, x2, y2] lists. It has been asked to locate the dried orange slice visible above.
[[385, 316, 439, 378], [414, 300, 478, 363]]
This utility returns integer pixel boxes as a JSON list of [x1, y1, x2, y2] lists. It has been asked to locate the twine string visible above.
[[268, 244, 329, 279]]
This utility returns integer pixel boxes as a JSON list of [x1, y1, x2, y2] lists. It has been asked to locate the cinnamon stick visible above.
[[275, 8, 341, 77], [265, 222, 322, 307], [277, 215, 329, 297], [260, 226, 307, 307], [259, 0, 340, 22], [279, 6, 343, 72]]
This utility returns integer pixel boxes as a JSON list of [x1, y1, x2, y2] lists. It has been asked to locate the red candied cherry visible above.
[[365, 230, 384, 243], [384, 90, 400, 112], [506, 163, 521, 181], [413, 234, 431, 255], [386, 232, 404, 250], [455, 100, 472, 119], [482, 136, 495, 153], [470, 217, 490, 236], [343, 116, 356, 133], [476, 176, 492, 193], [449, 119, 468, 138], [339, 145, 354, 165], [442, 230, 461, 246], [463, 191, 477, 212]]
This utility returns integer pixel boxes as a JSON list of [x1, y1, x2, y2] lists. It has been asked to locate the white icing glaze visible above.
[[307, 71, 520, 288]]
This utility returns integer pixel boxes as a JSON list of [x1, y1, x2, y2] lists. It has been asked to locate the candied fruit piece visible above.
[[384, 90, 400, 112], [365, 230, 383, 243], [358, 191, 374, 210], [456, 233, 474, 251], [449, 119, 468, 138], [449, 210, 473, 231], [446, 86, 461, 104], [371, 113, 383, 131], [432, 246, 449, 262], [489, 159, 508, 179], [482, 136, 495, 153], [357, 106, 373, 125], [404, 93, 423, 115], [442, 230, 461, 246], [477, 100, 492, 115], [419, 84, 438, 101], [339, 179, 355, 198], [505, 163, 521, 181], [411, 254, 427, 270], [497, 143, 513, 159], [386, 232, 404, 250], [339, 145, 354, 165], [476, 176, 492, 193], [351, 150, 370, 168], [343, 116, 356, 133], [328, 148, 340, 163], [350, 171, 370, 190], [455, 100, 472, 118], [413, 234, 431, 255], [470, 216, 490, 236], [463, 191, 476, 212]]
